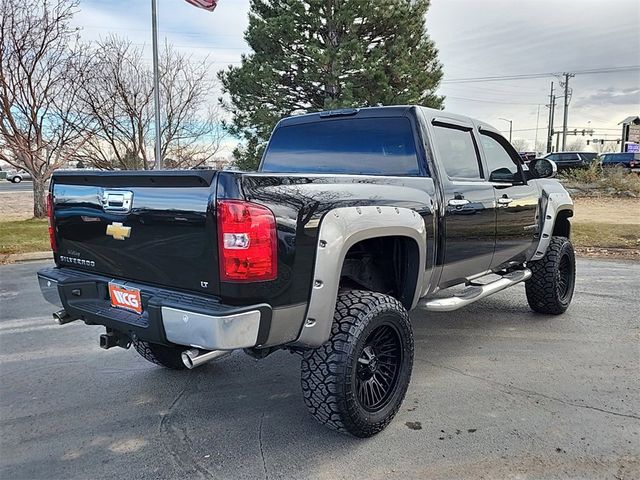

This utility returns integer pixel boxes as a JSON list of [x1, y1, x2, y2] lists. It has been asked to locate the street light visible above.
[[499, 117, 513, 143]]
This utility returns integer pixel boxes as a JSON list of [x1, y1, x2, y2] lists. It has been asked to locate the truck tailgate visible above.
[[50, 170, 220, 295]]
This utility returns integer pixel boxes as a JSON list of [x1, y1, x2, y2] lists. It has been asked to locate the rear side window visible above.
[[558, 153, 579, 162], [431, 125, 482, 179], [261, 117, 421, 176], [603, 153, 631, 163]]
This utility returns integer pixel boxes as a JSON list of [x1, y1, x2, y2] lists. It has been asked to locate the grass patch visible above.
[[0, 219, 49, 255], [572, 222, 640, 249]]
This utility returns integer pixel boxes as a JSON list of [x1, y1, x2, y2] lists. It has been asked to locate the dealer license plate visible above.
[[108, 283, 142, 314]]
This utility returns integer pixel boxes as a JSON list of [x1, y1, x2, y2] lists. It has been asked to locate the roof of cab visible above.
[[276, 105, 499, 134]]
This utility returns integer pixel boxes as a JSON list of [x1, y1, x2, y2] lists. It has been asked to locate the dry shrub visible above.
[[560, 164, 640, 195]]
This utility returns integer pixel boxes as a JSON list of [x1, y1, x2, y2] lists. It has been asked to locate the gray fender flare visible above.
[[530, 191, 573, 261], [294, 206, 428, 348]]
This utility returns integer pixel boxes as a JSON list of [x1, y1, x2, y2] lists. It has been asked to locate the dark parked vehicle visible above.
[[519, 151, 538, 164], [600, 152, 640, 173], [543, 151, 597, 170], [37, 106, 575, 437]]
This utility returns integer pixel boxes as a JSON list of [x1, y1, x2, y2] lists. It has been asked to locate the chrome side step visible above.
[[419, 269, 532, 312]]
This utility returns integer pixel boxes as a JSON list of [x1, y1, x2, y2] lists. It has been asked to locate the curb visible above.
[[0, 251, 53, 264]]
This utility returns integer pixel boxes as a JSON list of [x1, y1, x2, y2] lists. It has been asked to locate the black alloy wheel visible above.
[[355, 323, 402, 412], [556, 253, 574, 303]]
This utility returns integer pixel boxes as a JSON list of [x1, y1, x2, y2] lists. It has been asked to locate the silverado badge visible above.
[[106, 222, 131, 240]]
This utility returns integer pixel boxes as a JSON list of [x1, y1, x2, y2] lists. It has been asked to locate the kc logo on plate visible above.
[[108, 283, 142, 314]]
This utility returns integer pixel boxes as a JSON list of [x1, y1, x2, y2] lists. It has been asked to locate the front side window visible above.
[[432, 125, 482, 179], [480, 133, 520, 182], [261, 117, 421, 176]]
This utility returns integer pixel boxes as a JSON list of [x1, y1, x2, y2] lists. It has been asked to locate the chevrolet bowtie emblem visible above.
[[106, 222, 131, 240]]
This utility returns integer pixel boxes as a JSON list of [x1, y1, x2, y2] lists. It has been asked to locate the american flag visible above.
[[184, 0, 218, 11]]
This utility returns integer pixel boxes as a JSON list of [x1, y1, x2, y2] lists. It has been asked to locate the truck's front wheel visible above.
[[301, 290, 414, 437], [526, 236, 576, 314], [133, 339, 186, 370]]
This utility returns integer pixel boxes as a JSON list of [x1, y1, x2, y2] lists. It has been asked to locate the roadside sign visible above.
[[628, 125, 640, 143], [626, 143, 640, 153]]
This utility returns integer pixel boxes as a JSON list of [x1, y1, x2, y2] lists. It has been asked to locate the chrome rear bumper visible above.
[[162, 306, 262, 350]]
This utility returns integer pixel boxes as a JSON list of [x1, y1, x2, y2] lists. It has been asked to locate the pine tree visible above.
[[219, 0, 444, 170]]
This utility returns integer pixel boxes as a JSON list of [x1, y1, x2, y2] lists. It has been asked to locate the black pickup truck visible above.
[[38, 106, 575, 437]]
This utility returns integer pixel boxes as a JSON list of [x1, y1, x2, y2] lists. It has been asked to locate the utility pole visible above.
[[561, 73, 574, 151], [151, 0, 162, 170], [534, 104, 540, 153], [546, 82, 556, 153], [499, 117, 513, 143]]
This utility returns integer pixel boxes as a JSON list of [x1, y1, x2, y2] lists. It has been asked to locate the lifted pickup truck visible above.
[[38, 106, 575, 437]]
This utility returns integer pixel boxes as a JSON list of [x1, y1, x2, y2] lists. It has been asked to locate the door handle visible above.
[[497, 197, 513, 205], [448, 199, 470, 207], [102, 190, 134, 213]]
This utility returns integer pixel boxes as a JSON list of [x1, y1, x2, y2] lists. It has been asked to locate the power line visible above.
[[442, 65, 640, 84], [445, 95, 541, 106], [499, 126, 620, 133]]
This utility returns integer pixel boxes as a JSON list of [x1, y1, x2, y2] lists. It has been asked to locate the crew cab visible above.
[[37, 106, 575, 437]]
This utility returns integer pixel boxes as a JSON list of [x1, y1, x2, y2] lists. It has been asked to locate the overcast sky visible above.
[[75, 0, 640, 150]]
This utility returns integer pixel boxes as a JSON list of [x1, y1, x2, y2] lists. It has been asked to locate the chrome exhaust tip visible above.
[[53, 309, 76, 325], [181, 349, 231, 369]]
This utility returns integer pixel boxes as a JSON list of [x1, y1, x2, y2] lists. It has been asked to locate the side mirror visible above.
[[527, 158, 557, 179], [489, 167, 515, 183]]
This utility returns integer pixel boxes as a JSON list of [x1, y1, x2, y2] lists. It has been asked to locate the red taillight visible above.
[[217, 200, 277, 282], [47, 192, 57, 253]]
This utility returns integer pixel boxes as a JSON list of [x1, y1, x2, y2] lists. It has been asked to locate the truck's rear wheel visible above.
[[301, 290, 414, 437], [526, 236, 576, 314], [133, 339, 186, 370]]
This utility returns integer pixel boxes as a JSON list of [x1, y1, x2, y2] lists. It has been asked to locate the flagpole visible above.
[[151, 0, 162, 170]]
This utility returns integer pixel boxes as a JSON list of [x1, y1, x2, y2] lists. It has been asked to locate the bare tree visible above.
[[76, 36, 226, 170], [510, 139, 530, 152], [534, 141, 547, 155], [593, 141, 618, 154], [566, 139, 586, 151], [0, 0, 88, 217]]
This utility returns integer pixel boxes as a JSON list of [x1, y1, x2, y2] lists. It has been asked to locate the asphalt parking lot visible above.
[[1, 259, 638, 479]]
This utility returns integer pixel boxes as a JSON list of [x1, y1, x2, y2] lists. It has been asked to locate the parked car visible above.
[[5, 170, 32, 183], [542, 151, 597, 170], [518, 151, 538, 164], [600, 152, 640, 173], [37, 106, 575, 437]]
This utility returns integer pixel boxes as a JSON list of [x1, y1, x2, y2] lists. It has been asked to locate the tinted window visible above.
[[261, 117, 420, 175], [546, 153, 560, 161], [480, 134, 519, 182], [581, 152, 597, 161], [602, 153, 632, 163], [432, 126, 481, 179], [558, 153, 579, 162]]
